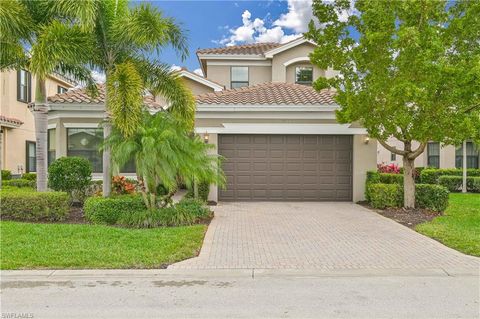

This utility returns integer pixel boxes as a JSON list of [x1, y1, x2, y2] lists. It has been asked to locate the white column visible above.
[[462, 140, 467, 193]]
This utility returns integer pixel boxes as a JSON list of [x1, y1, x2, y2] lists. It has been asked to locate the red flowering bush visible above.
[[112, 176, 136, 194], [377, 163, 400, 174]]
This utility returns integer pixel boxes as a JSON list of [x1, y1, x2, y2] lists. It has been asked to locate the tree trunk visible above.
[[102, 120, 112, 197], [33, 78, 48, 192], [403, 156, 416, 208], [462, 140, 467, 193]]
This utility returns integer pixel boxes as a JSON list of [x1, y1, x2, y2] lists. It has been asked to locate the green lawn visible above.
[[416, 193, 480, 256], [0, 221, 206, 269]]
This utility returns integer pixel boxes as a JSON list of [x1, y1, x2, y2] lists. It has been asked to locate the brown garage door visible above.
[[218, 134, 353, 201]]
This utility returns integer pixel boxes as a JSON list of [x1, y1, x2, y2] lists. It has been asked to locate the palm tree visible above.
[[0, 0, 97, 191], [68, 0, 195, 197], [105, 112, 224, 209]]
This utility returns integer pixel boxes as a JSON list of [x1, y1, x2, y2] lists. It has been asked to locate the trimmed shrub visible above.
[[22, 173, 36, 181], [48, 157, 92, 200], [439, 175, 480, 193], [366, 171, 381, 183], [415, 184, 449, 212], [176, 198, 211, 220], [438, 176, 463, 192], [117, 199, 211, 228], [471, 177, 480, 193], [0, 188, 69, 221], [379, 173, 403, 184], [367, 183, 403, 209], [420, 168, 480, 184], [1, 170, 12, 181], [185, 182, 210, 202], [2, 179, 35, 188], [84, 195, 146, 225]]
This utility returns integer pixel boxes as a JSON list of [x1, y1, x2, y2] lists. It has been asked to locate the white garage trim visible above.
[[195, 123, 367, 135]]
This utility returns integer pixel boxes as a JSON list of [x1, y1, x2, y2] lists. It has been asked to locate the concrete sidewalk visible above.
[[1, 268, 479, 319]]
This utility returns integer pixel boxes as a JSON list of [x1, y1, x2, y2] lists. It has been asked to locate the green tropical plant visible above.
[[104, 111, 224, 210], [1, 0, 98, 192], [306, 0, 480, 208], [54, 0, 195, 197], [48, 157, 92, 200]]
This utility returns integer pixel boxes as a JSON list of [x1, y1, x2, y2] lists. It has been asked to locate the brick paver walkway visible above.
[[170, 202, 479, 270]]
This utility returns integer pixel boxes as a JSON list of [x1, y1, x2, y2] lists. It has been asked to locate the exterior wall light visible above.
[[364, 136, 370, 144], [204, 132, 209, 144]]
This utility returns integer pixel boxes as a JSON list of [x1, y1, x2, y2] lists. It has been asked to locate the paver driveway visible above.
[[170, 202, 479, 271]]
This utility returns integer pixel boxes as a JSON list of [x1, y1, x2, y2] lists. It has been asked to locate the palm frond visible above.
[[133, 59, 196, 130], [107, 61, 144, 137], [112, 3, 188, 60], [29, 20, 93, 78], [0, 0, 33, 41], [45, 0, 100, 32]]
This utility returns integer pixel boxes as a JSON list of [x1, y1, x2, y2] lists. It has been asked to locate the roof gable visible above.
[[264, 37, 316, 58], [177, 69, 224, 91]]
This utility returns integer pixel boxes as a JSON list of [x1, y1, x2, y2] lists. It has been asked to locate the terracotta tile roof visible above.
[[196, 82, 337, 105], [47, 85, 162, 109], [197, 42, 281, 55], [0, 115, 24, 127]]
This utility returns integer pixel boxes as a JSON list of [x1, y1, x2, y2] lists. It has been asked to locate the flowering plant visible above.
[[377, 163, 400, 174], [112, 176, 136, 194]]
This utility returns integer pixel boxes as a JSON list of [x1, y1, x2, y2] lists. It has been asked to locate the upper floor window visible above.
[[295, 67, 313, 85], [390, 152, 396, 161], [17, 69, 32, 103], [57, 86, 68, 94], [231, 66, 248, 89], [455, 142, 479, 169], [427, 142, 440, 168]]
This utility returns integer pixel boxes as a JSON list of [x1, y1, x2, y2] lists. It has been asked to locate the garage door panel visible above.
[[219, 134, 352, 201]]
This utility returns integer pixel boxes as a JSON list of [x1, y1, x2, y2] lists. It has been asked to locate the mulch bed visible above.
[[66, 205, 87, 224], [360, 202, 442, 228]]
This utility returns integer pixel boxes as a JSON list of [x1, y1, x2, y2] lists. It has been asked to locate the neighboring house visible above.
[[43, 37, 376, 203], [0, 70, 76, 175], [378, 139, 479, 169]]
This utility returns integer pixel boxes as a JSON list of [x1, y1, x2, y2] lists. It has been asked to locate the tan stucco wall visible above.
[[0, 70, 74, 173], [377, 137, 459, 169], [205, 61, 272, 89], [353, 135, 377, 202], [271, 42, 322, 83], [182, 77, 216, 96]]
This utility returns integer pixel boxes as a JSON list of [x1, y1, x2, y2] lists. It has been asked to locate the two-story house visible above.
[[0, 70, 76, 175], [378, 139, 479, 170], [41, 37, 377, 203]]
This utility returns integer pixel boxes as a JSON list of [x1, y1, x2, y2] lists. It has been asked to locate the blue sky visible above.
[[146, 0, 315, 75]]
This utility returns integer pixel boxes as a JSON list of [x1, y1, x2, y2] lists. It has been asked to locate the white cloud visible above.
[[91, 70, 106, 83], [193, 68, 204, 76], [170, 64, 182, 71], [274, 0, 314, 33], [218, 0, 357, 46], [219, 0, 315, 46]]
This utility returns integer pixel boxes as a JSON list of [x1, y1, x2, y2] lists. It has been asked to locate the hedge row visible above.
[[0, 188, 69, 221], [84, 195, 210, 228], [367, 183, 449, 212], [2, 179, 35, 188], [420, 168, 480, 184], [438, 176, 480, 192], [84, 195, 146, 224]]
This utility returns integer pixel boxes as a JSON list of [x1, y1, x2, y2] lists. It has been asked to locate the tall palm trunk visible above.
[[32, 77, 48, 192], [102, 82, 112, 197]]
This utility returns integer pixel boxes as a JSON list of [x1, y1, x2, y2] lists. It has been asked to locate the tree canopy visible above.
[[306, 0, 480, 207]]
